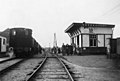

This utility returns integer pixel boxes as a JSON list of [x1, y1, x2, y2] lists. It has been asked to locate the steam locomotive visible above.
[[9, 28, 42, 57]]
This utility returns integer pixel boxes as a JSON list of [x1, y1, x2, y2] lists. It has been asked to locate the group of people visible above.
[[61, 43, 80, 56], [51, 43, 80, 56]]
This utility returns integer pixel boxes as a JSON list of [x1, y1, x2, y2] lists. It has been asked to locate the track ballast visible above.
[[26, 53, 74, 81]]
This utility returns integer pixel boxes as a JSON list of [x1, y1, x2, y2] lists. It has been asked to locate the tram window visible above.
[[3, 39, 6, 45]]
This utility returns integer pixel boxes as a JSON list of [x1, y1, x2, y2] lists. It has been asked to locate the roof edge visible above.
[[65, 22, 115, 33]]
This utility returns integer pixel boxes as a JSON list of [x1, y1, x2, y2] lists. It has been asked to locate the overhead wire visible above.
[[101, 3, 120, 17]]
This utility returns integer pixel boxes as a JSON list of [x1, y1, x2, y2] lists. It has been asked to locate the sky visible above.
[[0, 0, 120, 47]]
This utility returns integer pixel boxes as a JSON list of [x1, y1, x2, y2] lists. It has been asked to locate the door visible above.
[[0, 38, 1, 52], [110, 39, 117, 54]]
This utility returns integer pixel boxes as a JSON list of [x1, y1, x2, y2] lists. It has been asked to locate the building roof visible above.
[[65, 22, 115, 33]]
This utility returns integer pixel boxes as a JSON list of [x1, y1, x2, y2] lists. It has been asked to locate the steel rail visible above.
[[55, 54, 74, 81], [25, 53, 48, 81], [0, 57, 16, 64], [0, 59, 25, 76]]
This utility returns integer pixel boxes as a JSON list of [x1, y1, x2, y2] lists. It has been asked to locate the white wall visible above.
[[105, 35, 112, 47], [74, 36, 77, 45], [94, 27, 113, 34], [98, 35, 104, 47], [80, 27, 113, 34], [70, 37, 72, 44], [79, 35, 81, 47], [80, 27, 89, 33], [83, 35, 89, 47], [70, 26, 113, 48]]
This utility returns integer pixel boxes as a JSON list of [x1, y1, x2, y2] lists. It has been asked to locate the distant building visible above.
[[65, 22, 115, 54]]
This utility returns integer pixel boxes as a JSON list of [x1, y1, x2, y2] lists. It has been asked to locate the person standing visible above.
[[62, 43, 66, 56]]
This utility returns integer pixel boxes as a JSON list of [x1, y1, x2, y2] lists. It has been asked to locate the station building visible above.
[[65, 22, 115, 54]]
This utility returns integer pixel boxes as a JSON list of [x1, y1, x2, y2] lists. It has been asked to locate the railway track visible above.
[[0, 59, 25, 76], [26, 53, 74, 81], [0, 54, 46, 81], [0, 57, 16, 64], [0, 53, 75, 81]]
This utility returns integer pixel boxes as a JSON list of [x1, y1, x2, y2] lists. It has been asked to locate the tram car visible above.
[[0, 36, 7, 55], [9, 28, 34, 57]]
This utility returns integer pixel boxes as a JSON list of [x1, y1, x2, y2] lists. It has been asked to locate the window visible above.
[[12, 30, 16, 35], [89, 34, 97, 47], [3, 39, 6, 45], [77, 35, 79, 46]]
